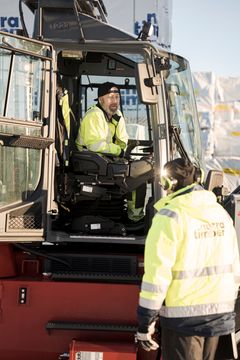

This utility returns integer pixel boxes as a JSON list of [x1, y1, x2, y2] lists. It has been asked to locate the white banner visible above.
[[104, 0, 172, 49], [0, 0, 33, 35], [0, 0, 21, 34], [0, 0, 172, 48]]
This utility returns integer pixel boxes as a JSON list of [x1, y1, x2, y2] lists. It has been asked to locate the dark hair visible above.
[[164, 158, 195, 191]]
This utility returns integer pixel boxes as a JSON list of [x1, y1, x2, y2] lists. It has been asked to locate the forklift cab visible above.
[[0, 29, 203, 243], [54, 55, 155, 235]]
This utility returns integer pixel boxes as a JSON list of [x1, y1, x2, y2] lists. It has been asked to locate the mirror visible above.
[[135, 63, 159, 104]]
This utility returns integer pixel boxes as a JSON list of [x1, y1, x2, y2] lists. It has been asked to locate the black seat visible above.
[[56, 150, 154, 234], [71, 150, 129, 177], [70, 150, 154, 195]]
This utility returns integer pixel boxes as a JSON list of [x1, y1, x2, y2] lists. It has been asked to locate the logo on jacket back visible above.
[[0, 16, 20, 34], [194, 222, 225, 239]]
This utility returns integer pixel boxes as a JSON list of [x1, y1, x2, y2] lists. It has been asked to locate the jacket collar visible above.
[[96, 103, 121, 123], [154, 184, 203, 211]]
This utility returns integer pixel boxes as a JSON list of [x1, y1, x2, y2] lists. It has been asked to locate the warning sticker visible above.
[[75, 352, 103, 360], [90, 223, 101, 230]]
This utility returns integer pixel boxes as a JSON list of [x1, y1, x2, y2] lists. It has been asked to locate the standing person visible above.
[[136, 158, 240, 360], [76, 81, 145, 222], [75, 82, 128, 157]]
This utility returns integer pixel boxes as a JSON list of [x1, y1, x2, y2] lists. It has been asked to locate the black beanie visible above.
[[95, 82, 119, 100]]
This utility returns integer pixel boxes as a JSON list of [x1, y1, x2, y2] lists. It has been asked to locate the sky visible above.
[[105, 0, 240, 78], [1, 0, 239, 78], [171, 0, 240, 77]]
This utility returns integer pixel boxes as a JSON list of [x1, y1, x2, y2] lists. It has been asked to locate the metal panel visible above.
[[69, 340, 136, 360]]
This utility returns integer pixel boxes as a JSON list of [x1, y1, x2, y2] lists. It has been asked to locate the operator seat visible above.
[[70, 150, 153, 195], [64, 149, 154, 235]]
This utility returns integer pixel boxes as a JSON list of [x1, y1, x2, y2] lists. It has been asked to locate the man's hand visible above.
[[136, 322, 159, 351]]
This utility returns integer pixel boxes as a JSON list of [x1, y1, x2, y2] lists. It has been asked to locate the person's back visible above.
[[136, 158, 240, 360], [156, 184, 238, 331]]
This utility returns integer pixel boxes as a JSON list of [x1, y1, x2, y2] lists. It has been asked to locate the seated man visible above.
[[75, 82, 128, 156], [75, 82, 145, 222]]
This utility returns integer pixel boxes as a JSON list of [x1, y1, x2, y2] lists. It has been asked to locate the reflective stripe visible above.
[[158, 208, 178, 221], [88, 141, 107, 152], [139, 297, 162, 310], [77, 136, 85, 147], [172, 264, 233, 280], [106, 124, 113, 143], [141, 281, 168, 294], [160, 301, 235, 318]]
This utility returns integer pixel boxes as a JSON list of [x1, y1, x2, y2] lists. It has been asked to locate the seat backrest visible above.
[[204, 169, 223, 191]]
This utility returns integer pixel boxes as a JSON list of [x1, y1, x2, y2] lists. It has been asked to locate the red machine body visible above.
[[69, 340, 137, 360], [0, 246, 143, 360]]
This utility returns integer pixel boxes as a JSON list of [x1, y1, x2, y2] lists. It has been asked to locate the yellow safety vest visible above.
[[75, 105, 128, 156], [139, 184, 240, 318], [59, 91, 76, 138]]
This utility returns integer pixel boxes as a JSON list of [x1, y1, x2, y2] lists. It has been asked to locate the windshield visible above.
[[79, 43, 153, 148], [162, 55, 202, 165]]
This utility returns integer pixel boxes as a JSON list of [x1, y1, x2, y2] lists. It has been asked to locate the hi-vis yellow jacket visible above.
[[59, 91, 75, 138], [139, 184, 240, 318], [75, 105, 128, 156]]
